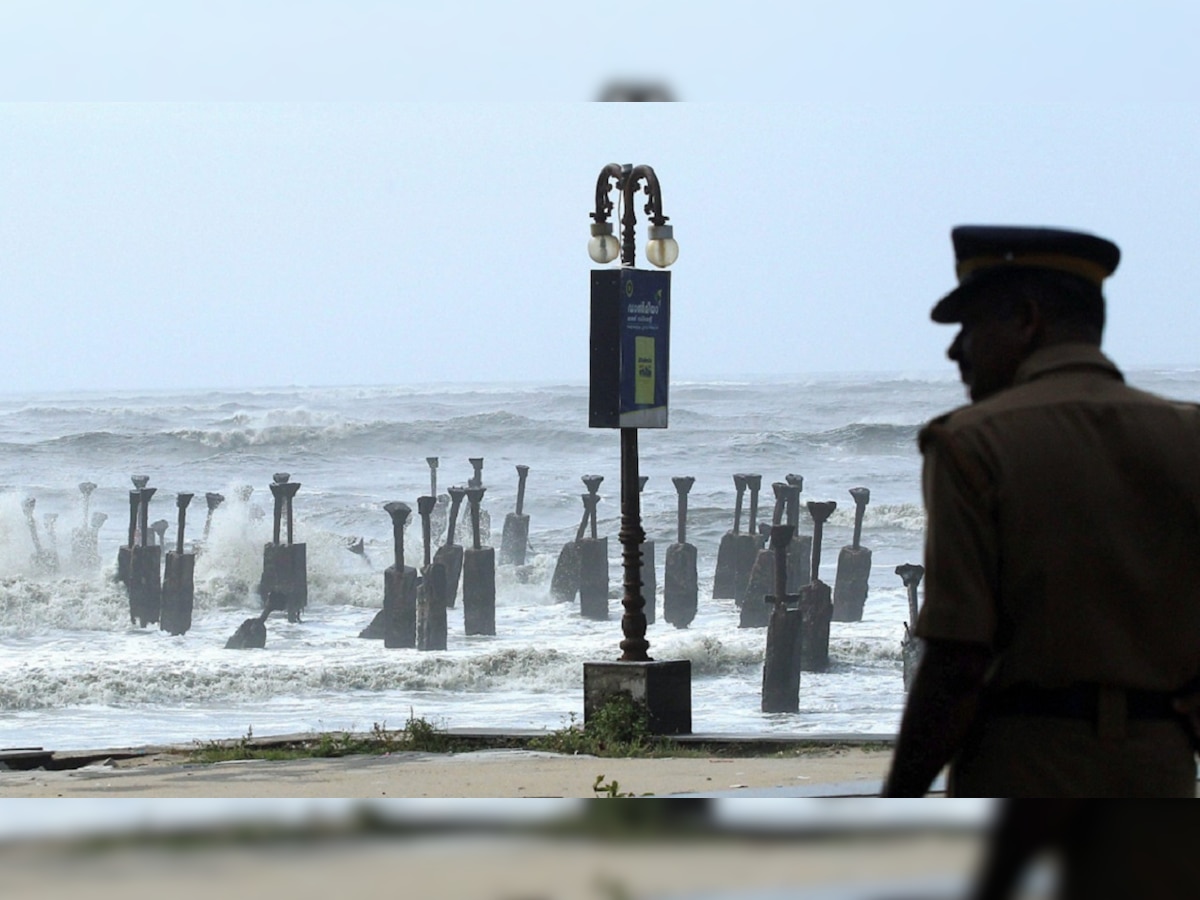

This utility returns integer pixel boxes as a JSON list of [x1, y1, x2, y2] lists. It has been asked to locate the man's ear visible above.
[[1016, 295, 1044, 348]]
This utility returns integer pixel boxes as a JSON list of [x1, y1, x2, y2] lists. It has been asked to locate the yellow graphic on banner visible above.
[[635, 336, 655, 405]]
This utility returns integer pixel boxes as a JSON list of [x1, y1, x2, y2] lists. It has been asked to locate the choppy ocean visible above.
[[2, 370, 1196, 752]]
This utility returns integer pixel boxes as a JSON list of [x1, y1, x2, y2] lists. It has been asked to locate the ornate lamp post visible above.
[[583, 164, 690, 735], [589, 163, 678, 661]]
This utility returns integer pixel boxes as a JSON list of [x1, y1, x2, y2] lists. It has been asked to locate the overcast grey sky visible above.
[[2, 2, 1198, 392]]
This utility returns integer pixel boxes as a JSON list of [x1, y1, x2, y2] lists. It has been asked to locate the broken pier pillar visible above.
[[499, 464, 531, 566], [832, 487, 873, 622], [740, 481, 788, 629], [784, 474, 812, 591], [382, 501, 418, 649], [128, 485, 162, 627], [639, 476, 656, 625], [416, 495, 447, 651], [897, 563, 926, 691], [712, 474, 746, 600], [663, 476, 698, 628], [577, 476, 608, 621], [433, 485, 465, 608], [259, 473, 307, 623], [160, 492, 196, 636], [761, 525, 803, 713], [797, 500, 836, 673], [462, 486, 496, 636]]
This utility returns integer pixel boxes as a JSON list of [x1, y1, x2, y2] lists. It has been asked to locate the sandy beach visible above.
[[0, 743, 896, 798]]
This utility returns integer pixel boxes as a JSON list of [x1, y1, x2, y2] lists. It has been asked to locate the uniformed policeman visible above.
[[882, 225, 1200, 797]]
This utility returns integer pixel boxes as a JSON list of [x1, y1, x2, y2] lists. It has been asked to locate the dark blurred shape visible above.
[[596, 80, 676, 101], [970, 800, 1200, 900]]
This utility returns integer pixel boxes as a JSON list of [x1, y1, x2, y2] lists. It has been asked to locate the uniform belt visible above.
[[987, 684, 1178, 721]]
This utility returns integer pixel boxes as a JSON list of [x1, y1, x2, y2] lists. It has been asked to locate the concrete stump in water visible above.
[[225, 608, 271, 649], [126, 484, 162, 627], [578, 539, 609, 620], [732, 474, 764, 608], [798, 500, 836, 673], [499, 464, 530, 566], [550, 476, 602, 604], [638, 476, 656, 625], [761, 525, 803, 713], [382, 502, 418, 649], [160, 493, 195, 636], [712, 474, 747, 600], [117, 475, 150, 586], [129, 544, 162, 627], [433, 486, 465, 608], [897, 563, 926, 691], [663, 476, 698, 629], [259, 473, 307, 623], [462, 486, 496, 636], [832, 487, 873, 622], [784, 476, 812, 591], [415, 495, 448, 650], [740, 482, 788, 629]]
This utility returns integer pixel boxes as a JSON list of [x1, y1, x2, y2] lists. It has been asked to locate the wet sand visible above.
[[0, 743, 895, 798]]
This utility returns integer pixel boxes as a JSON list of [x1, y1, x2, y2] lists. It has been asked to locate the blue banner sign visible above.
[[589, 268, 671, 428]]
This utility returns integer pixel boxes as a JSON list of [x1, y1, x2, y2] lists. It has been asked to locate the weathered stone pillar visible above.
[[737, 475, 766, 607], [550, 492, 589, 603], [761, 525, 803, 713], [577, 476, 609, 621], [161, 493, 195, 636], [639, 476, 656, 625], [740, 482, 788, 628], [433, 485, 465, 608], [416, 495, 447, 651], [117, 476, 147, 586], [202, 491, 224, 543], [712, 473, 745, 600], [462, 486, 496, 636], [897, 563, 926, 691], [797, 500, 836, 672], [259, 473, 307, 623], [784, 474, 813, 591], [499, 464, 531, 566], [128, 485, 162, 627], [833, 486, 873, 622], [382, 501, 418, 649], [663, 476, 698, 628]]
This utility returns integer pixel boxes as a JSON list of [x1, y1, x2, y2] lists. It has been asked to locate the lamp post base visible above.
[[583, 659, 692, 735]]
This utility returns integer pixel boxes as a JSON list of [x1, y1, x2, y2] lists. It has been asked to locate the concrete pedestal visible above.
[[259, 543, 307, 622], [462, 546, 496, 636], [583, 659, 692, 736], [383, 565, 419, 648], [578, 537, 609, 621], [663, 542, 698, 628], [417, 563, 448, 651], [761, 603, 803, 713], [127, 545, 161, 627], [832, 545, 872, 622], [739, 548, 774, 628], [799, 579, 833, 672], [786, 536, 813, 592], [499, 512, 529, 566], [160, 550, 195, 636], [433, 543, 463, 608], [641, 539, 656, 625]]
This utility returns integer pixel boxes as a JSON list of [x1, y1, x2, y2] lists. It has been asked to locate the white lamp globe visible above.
[[588, 223, 620, 264], [646, 223, 678, 268]]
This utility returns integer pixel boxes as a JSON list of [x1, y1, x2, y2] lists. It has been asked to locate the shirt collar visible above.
[[1013, 342, 1124, 386]]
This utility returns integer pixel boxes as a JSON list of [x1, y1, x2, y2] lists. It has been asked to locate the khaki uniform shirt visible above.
[[916, 343, 1200, 693]]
